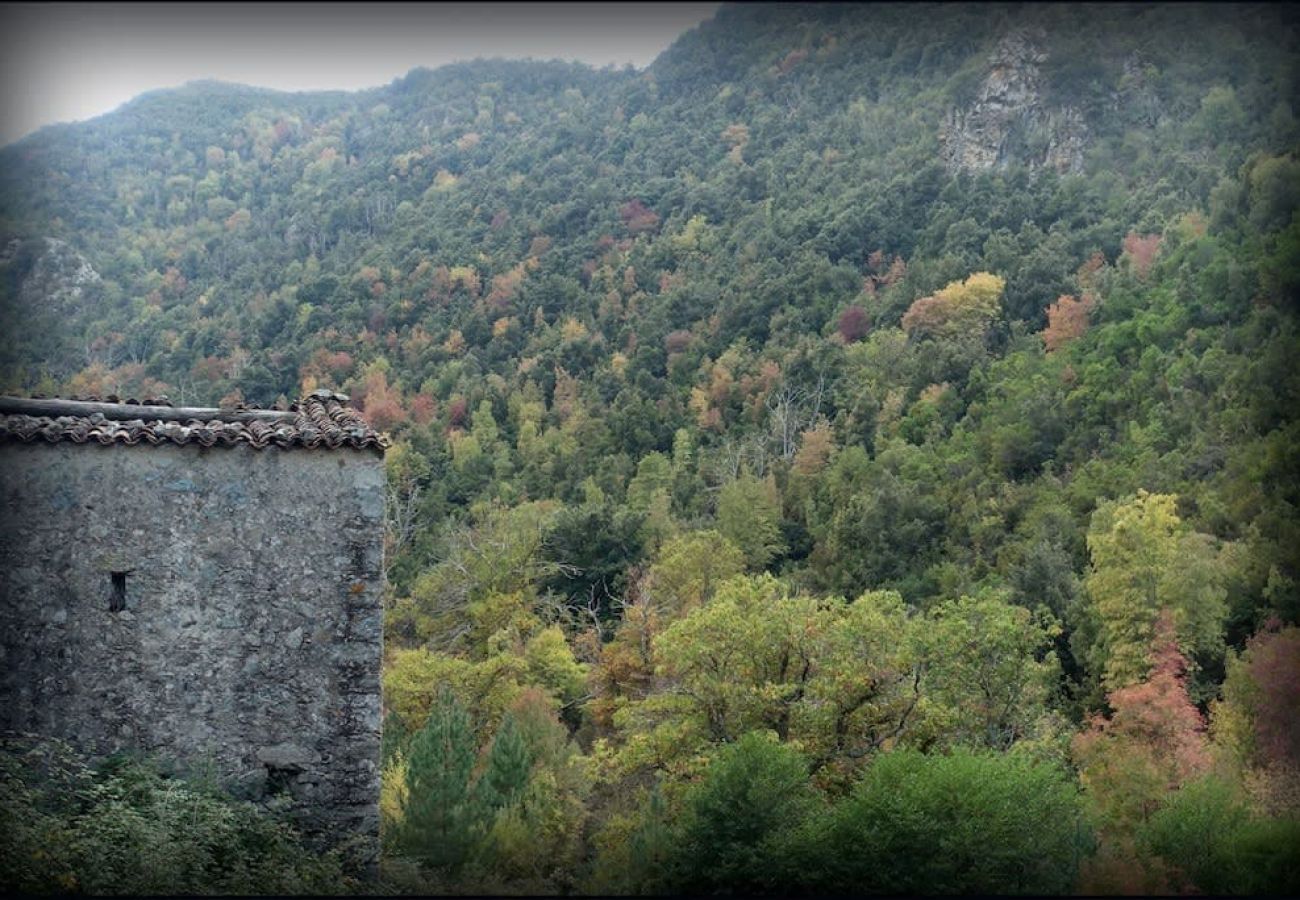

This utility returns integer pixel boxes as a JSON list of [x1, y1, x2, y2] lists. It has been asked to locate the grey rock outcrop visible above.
[[1111, 53, 1162, 128], [5, 237, 102, 314], [940, 29, 1088, 175]]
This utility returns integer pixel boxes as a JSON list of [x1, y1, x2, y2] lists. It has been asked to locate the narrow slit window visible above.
[[265, 765, 295, 797], [110, 571, 127, 612]]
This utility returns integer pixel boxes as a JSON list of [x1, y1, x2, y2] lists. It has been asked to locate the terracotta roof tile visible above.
[[0, 390, 388, 454]]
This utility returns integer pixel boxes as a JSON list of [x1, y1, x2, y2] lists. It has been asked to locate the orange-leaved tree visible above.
[[1042, 293, 1095, 352], [1073, 612, 1211, 892]]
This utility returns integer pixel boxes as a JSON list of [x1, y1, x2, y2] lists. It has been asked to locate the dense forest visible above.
[[2, 2, 1299, 893]]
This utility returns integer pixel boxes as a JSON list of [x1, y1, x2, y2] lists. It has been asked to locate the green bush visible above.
[[793, 748, 1090, 895], [667, 732, 819, 894], [0, 736, 353, 895], [1140, 775, 1300, 895]]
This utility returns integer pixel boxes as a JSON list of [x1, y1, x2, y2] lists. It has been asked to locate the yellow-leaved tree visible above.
[[1083, 491, 1228, 693], [901, 271, 1005, 339]]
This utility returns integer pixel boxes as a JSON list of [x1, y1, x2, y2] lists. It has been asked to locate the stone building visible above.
[[0, 390, 387, 859]]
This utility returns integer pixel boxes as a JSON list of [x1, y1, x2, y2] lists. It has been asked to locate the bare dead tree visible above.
[[125, 333, 152, 367], [743, 431, 770, 477], [383, 475, 422, 582], [363, 192, 396, 235], [712, 435, 746, 487], [765, 374, 826, 461], [766, 383, 805, 461], [170, 373, 198, 407], [580, 585, 611, 641]]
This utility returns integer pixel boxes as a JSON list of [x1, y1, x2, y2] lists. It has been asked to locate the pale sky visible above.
[[0, 2, 721, 146]]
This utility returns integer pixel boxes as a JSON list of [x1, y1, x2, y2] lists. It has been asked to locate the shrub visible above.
[[794, 748, 1089, 895], [0, 736, 353, 895]]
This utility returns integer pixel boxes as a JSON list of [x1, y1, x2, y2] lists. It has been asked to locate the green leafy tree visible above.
[[0, 737, 352, 895], [540, 500, 646, 617], [625, 451, 672, 512], [613, 576, 920, 777], [469, 691, 591, 893], [917, 593, 1061, 750], [813, 441, 947, 599], [1140, 775, 1300, 895], [792, 748, 1089, 895], [389, 500, 557, 648], [668, 732, 819, 894], [716, 473, 786, 570], [1083, 491, 1228, 693], [2, 5, 1299, 893], [642, 529, 746, 618], [585, 785, 675, 895]]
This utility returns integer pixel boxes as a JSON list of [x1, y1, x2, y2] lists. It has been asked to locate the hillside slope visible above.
[[1, 3, 1299, 892]]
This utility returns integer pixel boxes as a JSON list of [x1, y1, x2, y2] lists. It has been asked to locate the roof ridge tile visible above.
[[0, 392, 387, 454]]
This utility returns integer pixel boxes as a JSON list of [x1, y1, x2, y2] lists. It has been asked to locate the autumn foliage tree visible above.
[[619, 199, 660, 235], [1074, 612, 1211, 828], [1121, 231, 1162, 280], [1072, 612, 1219, 893], [1212, 621, 1300, 813], [356, 365, 406, 432], [901, 272, 1004, 339], [1042, 293, 1095, 352], [836, 305, 870, 343], [595, 530, 748, 728]]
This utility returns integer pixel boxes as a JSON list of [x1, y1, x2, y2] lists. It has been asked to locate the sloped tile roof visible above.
[[0, 390, 388, 453]]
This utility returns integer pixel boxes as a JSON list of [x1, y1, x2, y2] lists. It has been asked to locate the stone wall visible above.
[[0, 440, 384, 857]]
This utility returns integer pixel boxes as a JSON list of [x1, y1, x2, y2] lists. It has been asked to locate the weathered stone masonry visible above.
[[0, 393, 386, 858]]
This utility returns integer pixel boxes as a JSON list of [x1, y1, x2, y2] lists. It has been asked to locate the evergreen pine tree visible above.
[[475, 713, 532, 814], [628, 786, 675, 893], [398, 687, 480, 870]]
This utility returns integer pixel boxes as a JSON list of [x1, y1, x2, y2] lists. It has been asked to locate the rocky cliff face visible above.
[[0, 237, 104, 384], [3, 236, 101, 314], [940, 29, 1088, 175], [1111, 53, 1162, 128]]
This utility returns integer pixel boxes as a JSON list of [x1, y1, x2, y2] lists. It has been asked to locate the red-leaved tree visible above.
[[356, 369, 406, 432], [1073, 611, 1210, 828], [837, 305, 871, 343], [1073, 611, 1212, 894], [619, 199, 661, 235], [1213, 619, 1300, 812], [1245, 624, 1300, 768], [1122, 231, 1162, 280]]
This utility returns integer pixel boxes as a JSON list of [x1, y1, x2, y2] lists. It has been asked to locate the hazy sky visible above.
[[0, 2, 721, 146]]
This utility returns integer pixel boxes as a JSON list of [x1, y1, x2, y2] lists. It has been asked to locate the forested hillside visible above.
[[2, 2, 1299, 893]]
